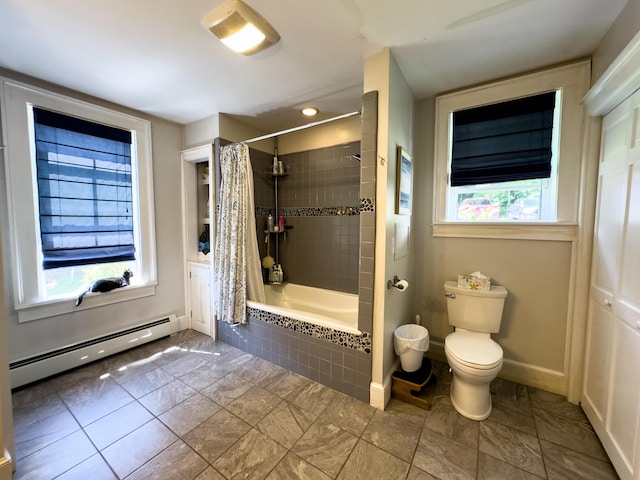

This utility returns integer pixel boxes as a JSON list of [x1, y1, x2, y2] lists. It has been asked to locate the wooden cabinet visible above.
[[181, 145, 215, 338], [582, 90, 640, 480]]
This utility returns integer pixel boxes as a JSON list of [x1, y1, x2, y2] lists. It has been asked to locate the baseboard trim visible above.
[[428, 341, 566, 397], [0, 451, 13, 480], [370, 358, 401, 410]]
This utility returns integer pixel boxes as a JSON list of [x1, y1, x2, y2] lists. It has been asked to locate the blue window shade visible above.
[[451, 92, 556, 187], [33, 108, 136, 269]]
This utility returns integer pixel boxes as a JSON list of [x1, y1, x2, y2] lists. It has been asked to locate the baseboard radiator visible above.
[[9, 314, 179, 389]]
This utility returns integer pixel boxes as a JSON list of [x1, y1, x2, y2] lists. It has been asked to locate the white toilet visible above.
[[443, 280, 508, 420]]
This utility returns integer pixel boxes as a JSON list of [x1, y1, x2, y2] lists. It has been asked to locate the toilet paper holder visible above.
[[387, 276, 409, 291]]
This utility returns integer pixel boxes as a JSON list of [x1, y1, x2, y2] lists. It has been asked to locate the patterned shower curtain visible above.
[[215, 143, 265, 324]]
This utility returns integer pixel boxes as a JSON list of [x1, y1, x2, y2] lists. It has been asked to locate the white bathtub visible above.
[[247, 283, 360, 334]]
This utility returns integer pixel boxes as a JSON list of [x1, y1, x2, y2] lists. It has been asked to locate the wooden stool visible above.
[[391, 357, 434, 410]]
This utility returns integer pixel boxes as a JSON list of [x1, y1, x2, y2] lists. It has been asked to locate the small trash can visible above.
[[394, 324, 429, 372]]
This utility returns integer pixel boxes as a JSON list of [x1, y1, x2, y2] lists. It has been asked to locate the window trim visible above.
[[433, 61, 590, 237], [1, 78, 157, 322]]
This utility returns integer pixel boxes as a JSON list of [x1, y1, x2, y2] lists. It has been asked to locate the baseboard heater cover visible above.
[[9, 314, 179, 389]]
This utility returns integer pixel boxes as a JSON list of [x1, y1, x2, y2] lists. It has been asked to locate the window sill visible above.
[[432, 222, 578, 241], [16, 283, 157, 323]]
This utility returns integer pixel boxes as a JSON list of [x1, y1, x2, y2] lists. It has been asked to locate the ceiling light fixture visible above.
[[301, 107, 319, 117], [202, 0, 280, 55]]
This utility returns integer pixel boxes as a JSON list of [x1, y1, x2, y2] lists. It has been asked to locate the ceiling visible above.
[[0, 0, 628, 133]]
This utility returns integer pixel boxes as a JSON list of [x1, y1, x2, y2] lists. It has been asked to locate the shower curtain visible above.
[[215, 143, 265, 325]]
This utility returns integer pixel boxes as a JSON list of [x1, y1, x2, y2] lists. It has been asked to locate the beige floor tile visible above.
[[226, 386, 282, 425], [212, 429, 287, 480], [138, 379, 196, 416], [477, 452, 544, 480], [126, 440, 208, 480], [159, 392, 221, 436], [337, 439, 410, 480], [182, 408, 252, 463], [14, 408, 80, 460], [266, 452, 332, 480], [13, 430, 97, 480], [414, 427, 477, 480], [533, 407, 609, 461], [319, 393, 376, 436], [55, 453, 117, 480], [257, 400, 317, 449], [292, 419, 358, 477], [84, 401, 154, 450], [539, 439, 619, 480], [479, 421, 545, 478], [361, 409, 422, 463], [200, 372, 253, 406], [101, 419, 177, 478]]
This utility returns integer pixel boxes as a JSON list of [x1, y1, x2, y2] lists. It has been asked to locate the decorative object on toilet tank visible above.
[[457, 271, 491, 291]]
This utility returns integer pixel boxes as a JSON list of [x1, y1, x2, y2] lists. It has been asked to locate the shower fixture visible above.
[[202, 0, 280, 55]]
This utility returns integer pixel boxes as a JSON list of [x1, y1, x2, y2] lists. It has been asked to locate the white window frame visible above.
[[1, 79, 157, 322], [433, 61, 590, 240]]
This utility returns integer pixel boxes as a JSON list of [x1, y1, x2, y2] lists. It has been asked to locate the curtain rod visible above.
[[242, 110, 361, 144]]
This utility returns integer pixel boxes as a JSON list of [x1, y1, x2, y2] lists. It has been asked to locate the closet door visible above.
[[583, 100, 628, 423], [609, 90, 640, 479], [583, 90, 640, 480]]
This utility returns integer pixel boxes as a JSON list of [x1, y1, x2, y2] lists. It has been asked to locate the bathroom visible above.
[[188, 53, 582, 412]]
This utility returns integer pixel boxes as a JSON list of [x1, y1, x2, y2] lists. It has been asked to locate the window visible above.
[[1, 79, 157, 321], [433, 61, 590, 236], [448, 92, 558, 222]]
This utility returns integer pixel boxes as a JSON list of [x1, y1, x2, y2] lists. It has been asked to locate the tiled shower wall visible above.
[[254, 141, 361, 294]]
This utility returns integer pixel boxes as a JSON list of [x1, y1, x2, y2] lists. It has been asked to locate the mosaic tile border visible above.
[[247, 307, 372, 354], [256, 197, 374, 217]]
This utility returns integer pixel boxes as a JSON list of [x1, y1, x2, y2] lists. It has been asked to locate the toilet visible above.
[[443, 280, 508, 420]]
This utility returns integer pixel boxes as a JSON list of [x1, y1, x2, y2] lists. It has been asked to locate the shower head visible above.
[[351, 154, 361, 162]]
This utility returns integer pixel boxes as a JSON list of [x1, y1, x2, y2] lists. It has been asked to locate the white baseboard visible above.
[[177, 314, 190, 332], [428, 341, 567, 397], [369, 381, 388, 410], [0, 451, 13, 480], [370, 358, 400, 410]]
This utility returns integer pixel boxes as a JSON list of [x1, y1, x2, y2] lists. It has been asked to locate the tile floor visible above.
[[11, 329, 619, 480]]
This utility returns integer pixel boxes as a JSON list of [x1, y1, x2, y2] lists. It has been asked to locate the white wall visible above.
[[364, 49, 415, 407], [0, 71, 185, 363]]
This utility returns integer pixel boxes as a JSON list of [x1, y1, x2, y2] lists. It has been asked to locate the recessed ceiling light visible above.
[[202, 0, 280, 55], [301, 107, 319, 117]]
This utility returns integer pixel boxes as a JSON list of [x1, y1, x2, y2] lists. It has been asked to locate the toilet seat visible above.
[[445, 331, 503, 369]]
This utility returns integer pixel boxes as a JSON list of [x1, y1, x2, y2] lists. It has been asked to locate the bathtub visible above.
[[247, 283, 360, 335]]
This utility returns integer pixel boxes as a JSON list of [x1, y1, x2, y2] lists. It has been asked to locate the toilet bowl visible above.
[[443, 281, 508, 421], [445, 331, 503, 420]]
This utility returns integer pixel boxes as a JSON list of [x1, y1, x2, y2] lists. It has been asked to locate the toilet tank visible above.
[[444, 281, 508, 333]]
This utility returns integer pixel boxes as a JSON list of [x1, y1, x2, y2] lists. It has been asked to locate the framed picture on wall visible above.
[[396, 147, 413, 215]]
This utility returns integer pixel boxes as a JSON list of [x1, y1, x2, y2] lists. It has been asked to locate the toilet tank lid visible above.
[[444, 281, 507, 298]]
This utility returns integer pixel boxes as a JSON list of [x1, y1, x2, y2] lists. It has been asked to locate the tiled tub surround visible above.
[[218, 315, 372, 403], [12, 330, 618, 480]]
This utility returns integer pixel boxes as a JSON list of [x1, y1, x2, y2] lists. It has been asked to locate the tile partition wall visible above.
[[216, 92, 378, 402]]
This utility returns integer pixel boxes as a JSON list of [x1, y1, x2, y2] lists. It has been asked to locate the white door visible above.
[[189, 262, 212, 336], [582, 90, 640, 480]]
